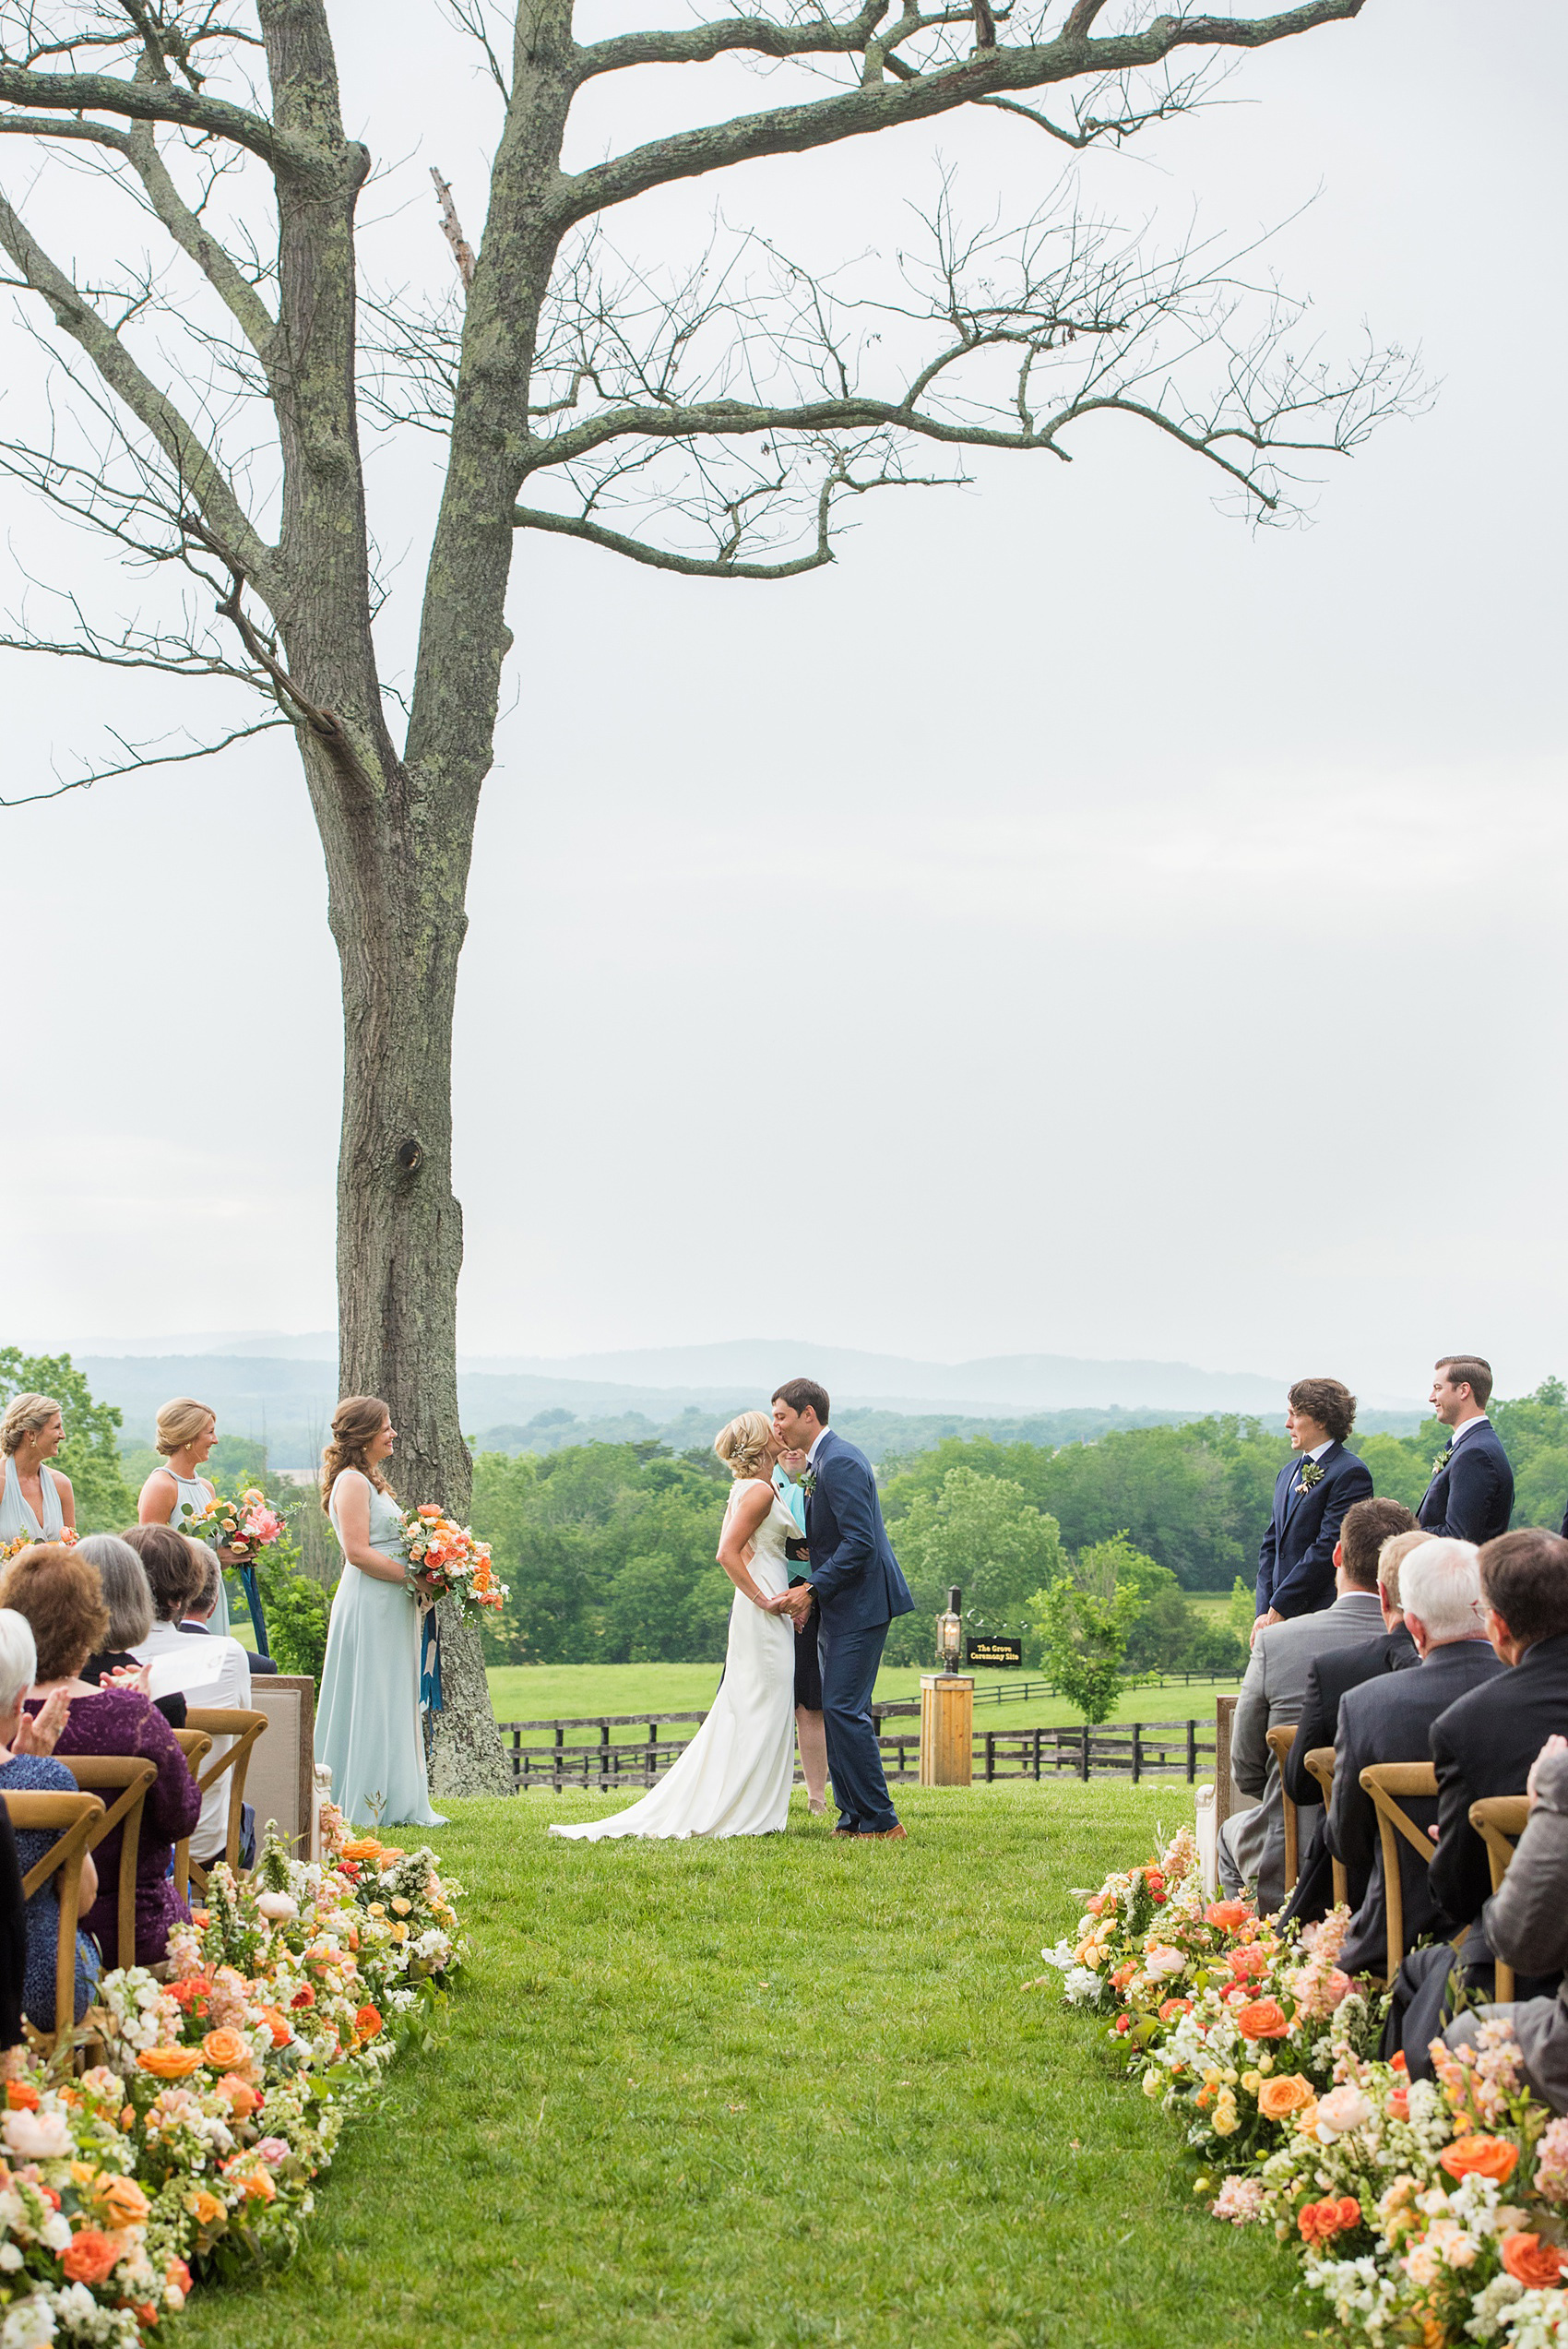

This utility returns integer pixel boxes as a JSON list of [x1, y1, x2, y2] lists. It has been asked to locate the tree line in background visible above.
[[9, 1347, 1568, 1693]]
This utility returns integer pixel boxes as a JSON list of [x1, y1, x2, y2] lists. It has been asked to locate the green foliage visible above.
[[209, 1433, 268, 1490], [0, 1347, 137, 1532], [881, 1466, 1065, 1668], [1035, 1561, 1146, 1724], [1227, 1577, 1256, 1640], [254, 1532, 334, 1686]]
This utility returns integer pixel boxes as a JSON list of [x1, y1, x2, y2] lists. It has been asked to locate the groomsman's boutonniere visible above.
[[1294, 1461, 1325, 1496], [1431, 1444, 1454, 1475]]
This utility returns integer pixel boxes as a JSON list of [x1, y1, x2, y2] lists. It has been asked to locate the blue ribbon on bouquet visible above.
[[420, 1608, 445, 1714]]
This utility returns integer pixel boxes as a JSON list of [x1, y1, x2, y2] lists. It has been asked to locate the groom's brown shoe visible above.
[[865, 1824, 907, 1840]]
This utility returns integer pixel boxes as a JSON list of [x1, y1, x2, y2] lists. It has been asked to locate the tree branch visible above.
[[0, 184, 279, 593], [514, 502, 834, 577], [578, 0, 888, 81], [0, 60, 313, 179], [559, 2, 1364, 222], [0, 715, 294, 807]]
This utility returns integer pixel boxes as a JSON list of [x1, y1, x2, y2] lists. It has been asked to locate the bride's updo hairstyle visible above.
[[321, 1395, 395, 1513], [714, 1411, 774, 1482]]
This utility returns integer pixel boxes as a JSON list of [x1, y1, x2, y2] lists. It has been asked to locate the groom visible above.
[[770, 1378, 914, 1839]]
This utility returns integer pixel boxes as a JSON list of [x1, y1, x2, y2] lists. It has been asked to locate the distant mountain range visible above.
[[64, 1333, 1423, 1469]]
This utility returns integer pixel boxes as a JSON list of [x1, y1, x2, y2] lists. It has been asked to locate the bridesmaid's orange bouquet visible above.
[[398, 1505, 508, 1624]]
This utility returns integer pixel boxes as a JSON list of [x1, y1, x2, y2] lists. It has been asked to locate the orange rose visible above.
[[259, 2008, 292, 2049], [137, 2047, 205, 2081], [1234, 1998, 1290, 2042], [201, 2027, 249, 2070], [340, 1839, 384, 1863], [215, 2074, 258, 2118], [1158, 1997, 1193, 2024], [5, 2081, 39, 2111], [1387, 2088, 1409, 2122], [1257, 2073, 1315, 2121], [1503, 2234, 1567, 2289], [61, 2227, 122, 2286], [1228, 1945, 1270, 1981], [1298, 2196, 1360, 2246], [1206, 1901, 1249, 1932], [187, 2188, 225, 2228], [226, 2160, 276, 2203], [1440, 2134, 1518, 2185], [355, 2004, 383, 2040], [99, 2175, 150, 2228]]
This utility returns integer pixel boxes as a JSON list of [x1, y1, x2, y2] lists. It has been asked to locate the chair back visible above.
[[53, 1756, 157, 1972], [1469, 1795, 1531, 2002], [1265, 1726, 1300, 1895], [172, 1729, 213, 1902], [181, 1708, 268, 1891], [1303, 1747, 1347, 1909], [2, 1790, 103, 2044], [1360, 1761, 1440, 1985]]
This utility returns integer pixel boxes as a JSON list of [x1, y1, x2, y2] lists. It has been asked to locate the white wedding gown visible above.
[[549, 1480, 797, 1841]]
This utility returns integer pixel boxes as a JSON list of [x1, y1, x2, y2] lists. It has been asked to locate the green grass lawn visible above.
[[486, 1661, 1239, 1731], [177, 1783, 1306, 2349]]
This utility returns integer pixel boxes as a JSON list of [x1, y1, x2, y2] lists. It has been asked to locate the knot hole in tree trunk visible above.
[[396, 1137, 423, 1175]]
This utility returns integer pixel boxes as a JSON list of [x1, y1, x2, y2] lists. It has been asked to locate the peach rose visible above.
[[1387, 2087, 1409, 2122], [1502, 2235, 1567, 2289], [216, 2074, 258, 2119], [166, 2259, 193, 2295], [1206, 1901, 1249, 1932], [1439, 2135, 1518, 2185], [99, 2175, 150, 2228], [1298, 2196, 1360, 2246], [137, 2046, 205, 2081], [1234, 1998, 1290, 2042], [259, 2008, 293, 2048], [1158, 1997, 1193, 2025], [340, 1839, 384, 1863], [187, 2188, 225, 2228], [201, 2027, 249, 2070], [1257, 2073, 1315, 2121], [61, 2227, 122, 2286], [1228, 1945, 1270, 1982]]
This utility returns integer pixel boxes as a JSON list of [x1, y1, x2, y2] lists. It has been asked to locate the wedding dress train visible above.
[[549, 1479, 797, 1841]]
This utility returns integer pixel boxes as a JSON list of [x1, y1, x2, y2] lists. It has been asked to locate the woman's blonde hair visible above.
[[714, 1411, 774, 1482], [155, 1396, 215, 1458], [1, 1393, 62, 1457], [321, 1396, 394, 1512]]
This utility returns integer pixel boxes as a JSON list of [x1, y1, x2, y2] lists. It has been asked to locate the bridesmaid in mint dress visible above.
[[315, 1396, 445, 1830]]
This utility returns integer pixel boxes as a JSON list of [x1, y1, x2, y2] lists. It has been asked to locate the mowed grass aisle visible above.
[[180, 1785, 1306, 2349]]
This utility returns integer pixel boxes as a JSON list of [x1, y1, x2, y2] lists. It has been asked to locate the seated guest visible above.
[[0, 1542, 200, 1968], [77, 1532, 186, 1728], [0, 1797, 26, 2049], [1253, 1378, 1373, 1636], [1278, 1507, 1420, 1926], [1428, 1527, 1568, 1933], [1442, 1734, 1568, 2112], [180, 1542, 277, 1674], [0, 1607, 100, 2027], [125, 1525, 251, 1866], [1330, 1538, 1504, 1978], [1418, 1355, 1515, 1544], [1221, 1507, 1388, 1914]]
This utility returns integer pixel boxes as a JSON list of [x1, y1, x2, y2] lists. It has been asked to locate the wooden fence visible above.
[[499, 1711, 1218, 1792]]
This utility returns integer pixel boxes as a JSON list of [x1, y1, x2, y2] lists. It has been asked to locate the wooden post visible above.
[[1186, 1720, 1197, 1783], [920, 1675, 974, 1786], [1215, 1693, 1239, 1830]]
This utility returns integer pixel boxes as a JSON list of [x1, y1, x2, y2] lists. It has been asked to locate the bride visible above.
[[549, 1412, 798, 1842]]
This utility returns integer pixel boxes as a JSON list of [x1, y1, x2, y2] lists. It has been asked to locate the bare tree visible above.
[[0, 0, 1416, 1794]]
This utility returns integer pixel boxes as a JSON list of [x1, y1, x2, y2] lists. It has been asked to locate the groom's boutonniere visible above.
[[1431, 1443, 1454, 1475], [801, 1470, 817, 1499], [1294, 1460, 1325, 1496]]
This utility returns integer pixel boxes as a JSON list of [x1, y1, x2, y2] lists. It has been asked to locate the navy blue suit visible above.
[[803, 1429, 914, 1835], [1419, 1422, 1514, 1545], [1253, 1441, 1374, 1620]]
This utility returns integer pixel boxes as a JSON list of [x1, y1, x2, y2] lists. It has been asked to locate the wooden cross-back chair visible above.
[[1265, 1726, 1301, 1895], [171, 1728, 212, 1901], [1302, 1747, 1348, 1909], [3, 1789, 103, 2046], [1469, 1795, 1531, 2002], [1360, 1761, 1440, 1986], [53, 1756, 157, 1972], [177, 1709, 267, 1897]]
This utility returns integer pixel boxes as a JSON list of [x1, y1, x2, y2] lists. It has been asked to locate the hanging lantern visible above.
[[935, 1585, 963, 1675]]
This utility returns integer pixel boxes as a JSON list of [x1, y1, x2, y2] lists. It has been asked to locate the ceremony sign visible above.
[[966, 1636, 1022, 1668]]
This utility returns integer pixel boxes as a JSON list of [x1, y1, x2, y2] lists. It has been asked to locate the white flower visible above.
[[0, 2244, 21, 2271], [1465, 2273, 1526, 2341], [39, 2214, 71, 2254], [255, 1891, 299, 1923], [2, 2109, 73, 2160], [0, 2295, 55, 2349]]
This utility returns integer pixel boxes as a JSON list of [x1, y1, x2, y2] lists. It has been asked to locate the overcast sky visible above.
[[1, 0, 1563, 1401]]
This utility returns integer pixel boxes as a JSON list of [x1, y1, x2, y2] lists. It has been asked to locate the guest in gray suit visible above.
[[1220, 1496, 1393, 1914], [1443, 1734, 1568, 2114]]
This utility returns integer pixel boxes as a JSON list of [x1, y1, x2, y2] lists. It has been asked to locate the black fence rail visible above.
[[499, 1711, 1218, 1791]]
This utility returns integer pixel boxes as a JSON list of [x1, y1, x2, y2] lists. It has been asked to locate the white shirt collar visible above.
[[1449, 1413, 1490, 1447], [1305, 1438, 1335, 1463], [806, 1427, 831, 1467]]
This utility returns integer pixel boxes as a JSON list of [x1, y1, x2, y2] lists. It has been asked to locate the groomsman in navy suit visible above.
[[1419, 1356, 1515, 1545], [1253, 1377, 1374, 1637]]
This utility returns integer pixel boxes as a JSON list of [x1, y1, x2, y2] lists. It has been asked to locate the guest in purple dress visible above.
[[0, 1543, 200, 1967], [0, 1609, 99, 2025]]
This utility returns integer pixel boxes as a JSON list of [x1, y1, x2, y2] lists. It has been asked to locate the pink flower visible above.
[[256, 2137, 290, 2165], [1314, 2085, 1373, 2138]]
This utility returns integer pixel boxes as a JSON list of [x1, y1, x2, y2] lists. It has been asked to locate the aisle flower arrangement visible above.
[[1040, 1830, 1568, 2347], [0, 1806, 464, 2345]]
